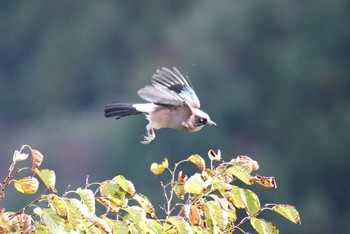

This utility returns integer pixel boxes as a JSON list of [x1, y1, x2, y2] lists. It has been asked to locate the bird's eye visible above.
[[198, 117, 207, 126]]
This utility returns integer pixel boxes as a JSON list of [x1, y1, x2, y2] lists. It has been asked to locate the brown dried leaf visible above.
[[253, 174, 277, 189], [88, 217, 112, 234], [31, 149, 44, 175], [96, 197, 120, 214], [231, 155, 259, 171], [177, 171, 188, 183], [184, 205, 201, 225], [208, 149, 222, 161], [16, 213, 32, 233]]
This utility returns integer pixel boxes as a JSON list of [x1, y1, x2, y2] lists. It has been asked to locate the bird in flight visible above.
[[104, 67, 216, 144]]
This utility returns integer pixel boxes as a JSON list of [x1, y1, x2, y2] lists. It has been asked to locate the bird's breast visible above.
[[149, 106, 191, 130]]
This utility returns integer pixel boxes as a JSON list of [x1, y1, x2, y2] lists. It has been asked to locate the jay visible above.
[[104, 67, 216, 144]]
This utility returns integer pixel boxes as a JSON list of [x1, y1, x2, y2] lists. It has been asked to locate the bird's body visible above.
[[104, 67, 216, 144]]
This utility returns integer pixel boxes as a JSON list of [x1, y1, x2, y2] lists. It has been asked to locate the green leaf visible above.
[[64, 197, 91, 230], [102, 217, 129, 234], [124, 206, 159, 233], [133, 193, 155, 214], [138, 220, 158, 234], [272, 204, 301, 225], [40, 208, 66, 233], [250, 217, 278, 234], [148, 219, 163, 233], [76, 188, 95, 213], [204, 200, 228, 231], [125, 206, 147, 222], [226, 165, 253, 185], [228, 208, 237, 223], [191, 226, 210, 234], [150, 158, 168, 176], [212, 176, 232, 198], [240, 188, 260, 216], [229, 186, 260, 216], [188, 154, 206, 171], [113, 175, 136, 196], [34, 221, 50, 234], [230, 185, 245, 209], [166, 217, 193, 234], [34, 169, 56, 192], [184, 173, 204, 195]]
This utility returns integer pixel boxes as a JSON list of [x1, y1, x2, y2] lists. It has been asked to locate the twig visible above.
[[0, 162, 17, 200], [9, 189, 48, 220]]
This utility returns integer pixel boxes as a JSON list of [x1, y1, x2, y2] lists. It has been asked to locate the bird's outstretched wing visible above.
[[137, 67, 201, 108]]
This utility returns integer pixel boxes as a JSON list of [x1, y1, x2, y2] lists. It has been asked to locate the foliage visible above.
[[0, 145, 300, 233]]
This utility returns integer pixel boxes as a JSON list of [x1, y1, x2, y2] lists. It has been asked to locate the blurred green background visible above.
[[1, 1, 349, 233]]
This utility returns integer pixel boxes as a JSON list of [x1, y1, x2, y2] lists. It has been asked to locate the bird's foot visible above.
[[141, 128, 155, 144]]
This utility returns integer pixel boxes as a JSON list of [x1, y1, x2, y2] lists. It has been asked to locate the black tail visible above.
[[104, 102, 144, 119]]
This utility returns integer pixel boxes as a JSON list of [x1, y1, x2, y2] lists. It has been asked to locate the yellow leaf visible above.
[[133, 193, 155, 214], [184, 173, 204, 195], [188, 154, 206, 171], [231, 155, 259, 171], [226, 165, 253, 185], [240, 188, 261, 216], [174, 182, 186, 199], [150, 158, 168, 176], [166, 217, 193, 234], [272, 204, 301, 225], [113, 175, 136, 196], [100, 181, 127, 207], [250, 217, 278, 234], [204, 200, 229, 231], [48, 194, 68, 219], [34, 169, 56, 192], [0, 213, 12, 233], [14, 177, 39, 194], [77, 188, 95, 213], [230, 185, 245, 209]]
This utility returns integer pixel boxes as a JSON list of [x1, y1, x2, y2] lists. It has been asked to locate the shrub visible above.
[[0, 145, 300, 233]]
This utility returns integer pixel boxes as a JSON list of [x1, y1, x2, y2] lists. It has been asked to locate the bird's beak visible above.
[[208, 120, 217, 126]]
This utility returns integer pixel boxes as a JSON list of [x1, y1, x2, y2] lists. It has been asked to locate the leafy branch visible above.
[[0, 145, 301, 233]]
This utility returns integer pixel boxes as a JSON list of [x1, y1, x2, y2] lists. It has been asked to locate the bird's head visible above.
[[191, 109, 216, 131]]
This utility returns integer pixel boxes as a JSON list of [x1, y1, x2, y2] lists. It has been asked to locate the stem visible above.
[[160, 159, 188, 217], [85, 175, 90, 189], [9, 189, 48, 220], [0, 162, 17, 200]]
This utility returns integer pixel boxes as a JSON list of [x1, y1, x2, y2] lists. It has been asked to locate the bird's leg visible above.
[[141, 124, 156, 144]]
